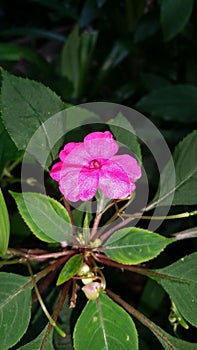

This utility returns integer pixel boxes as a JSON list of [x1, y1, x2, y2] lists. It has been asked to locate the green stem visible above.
[[27, 261, 66, 338], [107, 289, 176, 350], [100, 210, 196, 243], [0, 258, 27, 265], [5, 154, 23, 175], [122, 210, 197, 220]]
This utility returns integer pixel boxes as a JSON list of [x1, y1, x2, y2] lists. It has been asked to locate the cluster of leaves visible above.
[[0, 0, 197, 349], [0, 68, 196, 350]]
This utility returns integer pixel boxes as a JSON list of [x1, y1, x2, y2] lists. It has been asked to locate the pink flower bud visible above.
[[82, 282, 102, 300]]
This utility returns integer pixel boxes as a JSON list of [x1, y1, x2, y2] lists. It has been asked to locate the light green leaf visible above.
[[0, 272, 32, 350], [150, 253, 197, 327], [108, 112, 142, 164], [10, 191, 73, 243], [57, 254, 83, 286], [0, 189, 10, 256], [161, 0, 194, 41], [136, 85, 197, 123], [0, 68, 65, 166], [74, 293, 138, 350], [152, 130, 197, 206], [17, 327, 54, 350], [102, 228, 174, 265]]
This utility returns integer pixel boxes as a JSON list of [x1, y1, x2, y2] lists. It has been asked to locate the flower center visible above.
[[89, 159, 102, 169]]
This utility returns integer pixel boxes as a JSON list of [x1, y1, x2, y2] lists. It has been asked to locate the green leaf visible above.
[[10, 191, 73, 243], [74, 293, 138, 350], [108, 112, 142, 164], [60, 25, 80, 98], [92, 40, 130, 95], [0, 43, 53, 77], [0, 272, 32, 350], [0, 189, 10, 256], [102, 228, 174, 265], [150, 253, 197, 327], [152, 130, 197, 206], [57, 254, 83, 286], [161, 0, 194, 41], [17, 328, 54, 350], [60, 25, 98, 99], [0, 119, 22, 178], [0, 68, 65, 166], [136, 85, 197, 123]]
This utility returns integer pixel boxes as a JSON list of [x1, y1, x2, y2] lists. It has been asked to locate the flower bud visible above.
[[82, 282, 102, 300]]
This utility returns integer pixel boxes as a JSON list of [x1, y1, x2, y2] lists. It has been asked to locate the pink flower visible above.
[[50, 131, 141, 202]]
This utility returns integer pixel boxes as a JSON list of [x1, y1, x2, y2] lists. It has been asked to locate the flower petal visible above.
[[99, 160, 134, 199], [59, 169, 81, 202], [84, 131, 119, 158], [112, 154, 141, 182], [61, 143, 90, 167], [59, 142, 82, 161], [50, 161, 63, 182], [78, 167, 99, 201]]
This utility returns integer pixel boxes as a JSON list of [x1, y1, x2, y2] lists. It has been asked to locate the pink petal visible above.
[[112, 154, 141, 182], [78, 167, 99, 201], [84, 131, 119, 159], [59, 169, 81, 202], [99, 160, 134, 199], [62, 143, 90, 167], [50, 161, 63, 182], [59, 142, 82, 161]]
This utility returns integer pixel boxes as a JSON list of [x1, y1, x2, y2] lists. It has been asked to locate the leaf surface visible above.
[[10, 191, 72, 243], [0, 189, 10, 256], [161, 0, 193, 40], [0, 272, 32, 350], [102, 228, 174, 264], [74, 293, 138, 350], [150, 253, 197, 327], [57, 254, 83, 286], [152, 130, 197, 206]]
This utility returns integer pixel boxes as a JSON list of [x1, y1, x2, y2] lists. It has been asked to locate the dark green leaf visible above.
[[61, 25, 98, 99], [0, 43, 53, 77], [161, 0, 194, 41], [74, 293, 138, 350], [102, 228, 174, 264], [0, 189, 10, 256], [152, 130, 197, 206], [57, 254, 83, 286], [0, 119, 22, 178], [60, 25, 79, 98], [0, 68, 65, 166], [0, 272, 32, 350], [10, 191, 73, 243], [150, 253, 197, 327], [17, 328, 54, 350], [92, 40, 130, 94], [108, 112, 142, 164], [140, 73, 171, 91], [136, 85, 197, 123]]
